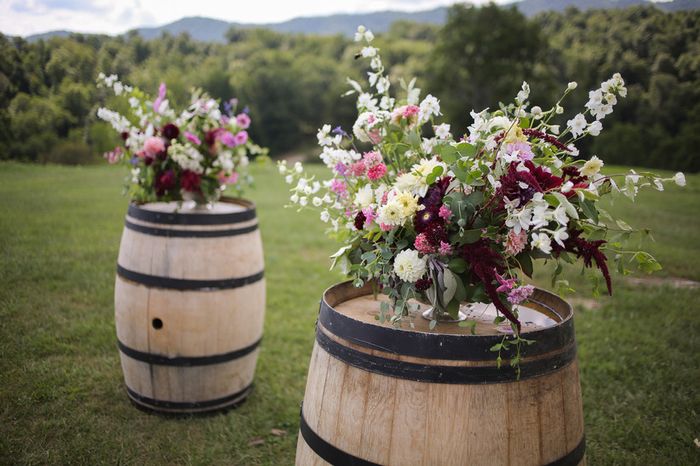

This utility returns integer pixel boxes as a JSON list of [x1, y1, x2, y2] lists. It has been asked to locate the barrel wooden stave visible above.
[[295, 282, 585, 466], [114, 199, 265, 414]]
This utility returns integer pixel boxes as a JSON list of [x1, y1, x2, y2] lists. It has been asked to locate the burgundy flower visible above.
[[354, 211, 366, 230], [162, 123, 180, 141], [420, 176, 452, 210], [120, 131, 129, 141], [155, 170, 176, 196], [556, 229, 612, 295], [414, 209, 438, 233], [180, 170, 201, 192], [415, 276, 432, 292]]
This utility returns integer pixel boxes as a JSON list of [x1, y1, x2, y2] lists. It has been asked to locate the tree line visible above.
[[1, 4, 698, 171]]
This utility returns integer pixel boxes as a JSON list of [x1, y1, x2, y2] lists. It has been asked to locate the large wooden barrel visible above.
[[114, 198, 265, 415], [296, 281, 585, 465]]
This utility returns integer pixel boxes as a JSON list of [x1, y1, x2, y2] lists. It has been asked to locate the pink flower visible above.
[[380, 223, 393, 232], [414, 233, 435, 254], [349, 160, 367, 177], [143, 137, 165, 157], [495, 272, 517, 293], [218, 171, 239, 185], [152, 82, 167, 113], [391, 105, 420, 126], [367, 163, 387, 181], [103, 146, 123, 164], [330, 179, 347, 197], [362, 151, 382, 167], [504, 229, 528, 256], [236, 113, 251, 129], [334, 162, 348, 176], [362, 207, 377, 226], [438, 204, 452, 221], [507, 285, 535, 305], [218, 131, 236, 147], [234, 130, 248, 146], [185, 131, 201, 145], [438, 241, 453, 256], [507, 142, 534, 161]]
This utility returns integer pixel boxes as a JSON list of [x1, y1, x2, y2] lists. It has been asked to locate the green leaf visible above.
[[633, 251, 662, 273], [490, 343, 503, 351], [448, 258, 468, 274], [459, 229, 482, 244], [438, 145, 459, 164], [455, 142, 477, 158], [516, 252, 533, 277], [579, 199, 599, 223]]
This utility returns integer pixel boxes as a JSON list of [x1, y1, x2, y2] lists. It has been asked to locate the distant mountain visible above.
[[23, 0, 700, 43]]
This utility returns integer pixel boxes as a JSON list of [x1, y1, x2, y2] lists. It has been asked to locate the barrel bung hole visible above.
[[152, 318, 163, 330]]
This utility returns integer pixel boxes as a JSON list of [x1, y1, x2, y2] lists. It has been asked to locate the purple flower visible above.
[[233, 130, 248, 146], [184, 131, 201, 145], [219, 131, 237, 148], [334, 162, 348, 176], [130, 156, 139, 166], [152, 82, 167, 114], [507, 285, 535, 305], [332, 126, 348, 137], [236, 113, 251, 129], [242, 105, 250, 114]]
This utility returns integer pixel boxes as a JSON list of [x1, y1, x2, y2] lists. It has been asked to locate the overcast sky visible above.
[[0, 0, 523, 37]]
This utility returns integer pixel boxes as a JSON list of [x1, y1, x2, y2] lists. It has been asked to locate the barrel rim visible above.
[[320, 281, 575, 361], [128, 196, 256, 225]]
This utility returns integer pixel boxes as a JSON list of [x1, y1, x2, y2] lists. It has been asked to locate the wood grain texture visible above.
[[114, 199, 265, 414], [295, 283, 585, 465]]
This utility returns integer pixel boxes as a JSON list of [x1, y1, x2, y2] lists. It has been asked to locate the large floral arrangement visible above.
[[280, 26, 686, 364], [97, 73, 267, 204]]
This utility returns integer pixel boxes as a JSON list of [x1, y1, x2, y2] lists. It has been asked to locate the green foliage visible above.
[[0, 6, 698, 170]]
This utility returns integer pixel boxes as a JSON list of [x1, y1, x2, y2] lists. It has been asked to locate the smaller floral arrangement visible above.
[[97, 73, 267, 204], [280, 26, 686, 368]]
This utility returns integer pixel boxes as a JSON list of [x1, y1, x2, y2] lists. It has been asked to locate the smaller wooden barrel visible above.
[[296, 281, 585, 466], [114, 198, 265, 414]]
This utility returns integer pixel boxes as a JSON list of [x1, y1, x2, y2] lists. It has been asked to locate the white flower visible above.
[[555, 105, 564, 114], [552, 228, 569, 248], [294, 161, 303, 173], [531, 232, 552, 255], [277, 161, 287, 174], [673, 172, 686, 187], [419, 94, 441, 121], [581, 156, 604, 177], [549, 124, 560, 135], [434, 123, 451, 140], [561, 181, 574, 193], [376, 77, 390, 93], [567, 81, 578, 91], [285, 174, 293, 184], [516, 81, 530, 104], [290, 193, 299, 203], [567, 113, 588, 138], [320, 210, 330, 223], [130, 168, 140, 183], [312, 197, 323, 207], [354, 184, 374, 209], [357, 93, 378, 112], [393, 249, 427, 283], [317, 124, 333, 146], [361, 46, 378, 58], [506, 207, 532, 234], [421, 138, 436, 155], [587, 120, 603, 136], [299, 196, 308, 206], [530, 106, 543, 119], [553, 205, 569, 226]]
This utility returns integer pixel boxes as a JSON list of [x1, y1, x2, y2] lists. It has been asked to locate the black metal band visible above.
[[300, 405, 380, 466], [128, 202, 256, 226], [116, 264, 264, 290], [318, 296, 575, 361], [316, 327, 576, 384], [300, 404, 585, 466], [548, 436, 586, 466], [126, 383, 253, 410], [118, 337, 261, 367], [124, 219, 258, 238]]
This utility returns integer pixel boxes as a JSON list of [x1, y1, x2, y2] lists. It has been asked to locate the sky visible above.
[[0, 0, 513, 37]]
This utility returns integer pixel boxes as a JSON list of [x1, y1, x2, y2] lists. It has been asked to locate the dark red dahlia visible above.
[[415, 276, 432, 292], [556, 229, 612, 295], [180, 170, 201, 192], [525, 160, 563, 191], [354, 211, 366, 230], [414, 209, 438, 233], [120, 131, 129, 141], [420, 176, 452, 210], [162, 123, 180, 141], [155, 169, 176, 196], [424, 222, 448, 246]]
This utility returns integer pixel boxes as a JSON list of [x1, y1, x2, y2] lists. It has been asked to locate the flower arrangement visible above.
[[97, 73, 267, 205], [280, 26, 686, 365]]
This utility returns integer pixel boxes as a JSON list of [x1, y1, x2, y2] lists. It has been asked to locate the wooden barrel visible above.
[[296, 281, 585, 465], [114, 198, 265, 415]]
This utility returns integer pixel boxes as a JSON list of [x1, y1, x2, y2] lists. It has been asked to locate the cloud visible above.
[[10, 0, 110, 15]]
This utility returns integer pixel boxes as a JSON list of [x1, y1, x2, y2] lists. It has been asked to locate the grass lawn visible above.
[[0, 161, 698, 465]]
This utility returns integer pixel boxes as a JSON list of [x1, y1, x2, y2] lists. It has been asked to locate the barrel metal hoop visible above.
[[318, 297, 575, 361], [300, 403, 585, 466], [118, 337, 261, 366], [124, 219, 258, 238], [128, 203, 256, 225], [116, 265, 264, 291], [316, 327, 576, 384], [300, 404, 380, 466], [126, 383, 253, 410]]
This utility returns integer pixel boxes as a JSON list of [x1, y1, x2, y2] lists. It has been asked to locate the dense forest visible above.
[[1, 4, 698, 171]]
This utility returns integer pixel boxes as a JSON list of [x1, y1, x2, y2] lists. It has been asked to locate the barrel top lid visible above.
[[138, 200, 248, 215], [333, 293, 562, 337]]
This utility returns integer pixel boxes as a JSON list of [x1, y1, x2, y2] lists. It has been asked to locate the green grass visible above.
[[0, 162, 698, 465]]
